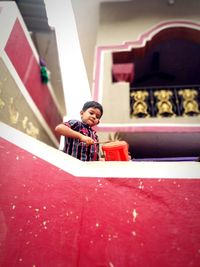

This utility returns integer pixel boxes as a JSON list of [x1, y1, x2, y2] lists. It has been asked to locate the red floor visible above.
[[1, 138, 200, 267]]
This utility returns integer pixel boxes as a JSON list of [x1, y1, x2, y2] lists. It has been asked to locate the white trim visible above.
[[1, 122, 200, 179], [0, 2, 39, 60], [0, 2, 17, 53], [97, 122, 200, 128]]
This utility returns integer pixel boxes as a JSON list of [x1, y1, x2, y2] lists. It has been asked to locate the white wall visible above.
[[44, 0, 92, 120]]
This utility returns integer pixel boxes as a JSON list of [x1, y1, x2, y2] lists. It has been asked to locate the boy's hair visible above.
[[82, 101, 103, 117]]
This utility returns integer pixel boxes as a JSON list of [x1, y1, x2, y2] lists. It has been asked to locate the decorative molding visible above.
[[93, 20, 200, 133]]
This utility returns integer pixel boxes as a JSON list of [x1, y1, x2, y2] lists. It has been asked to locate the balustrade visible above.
[[130, 86, 200, 118]]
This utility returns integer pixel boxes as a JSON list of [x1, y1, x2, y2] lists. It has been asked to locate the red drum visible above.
[[102, 141, 129, 161]]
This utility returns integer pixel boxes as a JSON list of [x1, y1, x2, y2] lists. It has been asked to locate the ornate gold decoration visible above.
[[8, 97, 19, 124], [0, 89, 5, 110], [131, 90, 149, 117], [133, 101, 149, 117], [178, 89, 200, 116], [22, 116, 28, 129], [22, 116, 40, 138], [154, 90, 175, 117], [0, 98, 5, 109]]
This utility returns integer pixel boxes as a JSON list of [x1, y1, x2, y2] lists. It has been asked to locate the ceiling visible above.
[[3, 0, 51, 32]]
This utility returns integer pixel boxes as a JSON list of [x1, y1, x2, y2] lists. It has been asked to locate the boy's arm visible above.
[[55, 123, 94, 145]]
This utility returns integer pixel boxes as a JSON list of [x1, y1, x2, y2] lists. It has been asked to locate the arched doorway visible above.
[[112, 26, 200, 87]]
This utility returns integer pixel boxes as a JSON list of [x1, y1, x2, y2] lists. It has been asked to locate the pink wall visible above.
[[1, 136, 200, 267]]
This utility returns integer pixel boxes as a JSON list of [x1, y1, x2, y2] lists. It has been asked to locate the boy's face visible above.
[[80, 107, 101, 127]]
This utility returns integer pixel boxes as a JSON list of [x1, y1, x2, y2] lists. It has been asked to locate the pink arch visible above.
[[92, 20, 200, 101]]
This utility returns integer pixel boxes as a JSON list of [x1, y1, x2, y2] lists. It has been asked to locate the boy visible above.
[[55, 101, 103, 161]]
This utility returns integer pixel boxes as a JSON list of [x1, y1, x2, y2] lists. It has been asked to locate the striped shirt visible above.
[[63, 120, 99, 161]]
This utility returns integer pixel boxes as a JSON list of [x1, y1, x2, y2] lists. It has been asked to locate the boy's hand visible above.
[[80, 135, 94, 145]]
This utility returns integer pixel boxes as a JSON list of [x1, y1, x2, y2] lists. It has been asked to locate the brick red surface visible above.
[[1, 137, 200, 267]]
